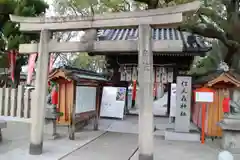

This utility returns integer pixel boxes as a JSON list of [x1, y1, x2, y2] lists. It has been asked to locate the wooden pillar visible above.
[[69, 81, 76, 140], [138, 24, 154, 160], [124, 82, 129, 114], [98, 85, 103, 116], [29, 30, 50, 155], [167, 83, 171, 116], [94, 85, 101, 130]]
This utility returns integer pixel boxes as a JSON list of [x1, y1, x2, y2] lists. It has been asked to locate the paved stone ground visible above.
[[95, 116, 197, 136], [128, 95, 168, 116], [62, 132, 220, 160], [0, 116, 239, 160], [0, 121, 106, 160], [62, 132, 138, 160]]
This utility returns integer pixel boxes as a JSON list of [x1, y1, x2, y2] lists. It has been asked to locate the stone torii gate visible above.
[[10, 1, 200, 159]]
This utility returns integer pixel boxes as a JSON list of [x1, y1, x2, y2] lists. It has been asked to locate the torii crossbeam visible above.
[[10, 1, 200, 31]]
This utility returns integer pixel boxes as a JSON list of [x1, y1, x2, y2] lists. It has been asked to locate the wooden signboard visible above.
[[194, 87, 215, 144]]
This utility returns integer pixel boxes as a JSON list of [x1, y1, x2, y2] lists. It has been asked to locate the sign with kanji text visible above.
[[175, 76, 192, 133]]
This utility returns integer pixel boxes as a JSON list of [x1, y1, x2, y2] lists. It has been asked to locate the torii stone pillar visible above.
[[138, 24, 154, 160], [29, 30, 50, 155]]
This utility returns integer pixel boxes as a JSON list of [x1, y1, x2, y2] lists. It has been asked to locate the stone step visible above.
[[164, 129, 200, 142]]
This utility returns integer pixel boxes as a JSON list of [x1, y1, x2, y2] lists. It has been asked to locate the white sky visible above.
[[22, 0, 84, 73], [45, 0, 55, 17]]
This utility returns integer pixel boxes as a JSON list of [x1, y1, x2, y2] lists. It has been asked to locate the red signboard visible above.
[[194, 87, 215, 144]]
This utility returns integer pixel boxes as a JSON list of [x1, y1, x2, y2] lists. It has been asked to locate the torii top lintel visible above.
[[9, 1, 200, 32]]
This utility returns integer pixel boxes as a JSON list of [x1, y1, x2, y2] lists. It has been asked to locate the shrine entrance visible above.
[[9, 1, 207, 159], [100, 28, 210, 117]]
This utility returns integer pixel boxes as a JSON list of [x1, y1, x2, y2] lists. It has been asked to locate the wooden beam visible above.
[[19, 40, 184, 54], [13, 13, 182, 32]]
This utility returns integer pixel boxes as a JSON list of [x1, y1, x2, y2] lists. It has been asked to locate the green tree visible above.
[[189, 40, 223, 74], [53, 0, 145, 72], [56, 0, 234, 74], [0, 0, 48, 87], [177, 0, 240, 69], [71, 52, 105, 72], [134, 0, 240, 73]]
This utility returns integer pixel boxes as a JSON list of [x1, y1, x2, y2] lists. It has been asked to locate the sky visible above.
[[22, 0, 83, 73], [45, 0, 55, 17]]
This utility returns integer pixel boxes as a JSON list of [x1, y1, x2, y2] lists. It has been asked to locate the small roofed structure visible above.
[[192, 70, 240, 139], [93, 28, 212, 82], [193, 70, 240, 88], [48, 66, 108, 139], [94, 28, 212, 116]]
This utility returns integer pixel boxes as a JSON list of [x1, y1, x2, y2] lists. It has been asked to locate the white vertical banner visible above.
[[162, 68, 167, 84], [120, 67, 126, 81], [126, 67, 132, 81], [167, 68, 174, 83], [159, 67, 164, 73], [132, 66, 138, 80], [155, 67, 161, 83], [170, 83, 177, 117]]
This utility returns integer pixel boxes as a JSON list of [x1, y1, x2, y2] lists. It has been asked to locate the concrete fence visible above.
[[0, 85, 32, 123]]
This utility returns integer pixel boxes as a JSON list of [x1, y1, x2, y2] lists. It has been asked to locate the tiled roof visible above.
[[193, 70, 240, 85], [49, 65, 108, 82], [97, 28, 211, 53]]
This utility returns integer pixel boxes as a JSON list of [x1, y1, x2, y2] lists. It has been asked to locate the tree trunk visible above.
[[12, 54, 26, 88], [12, 59, 22, 88]]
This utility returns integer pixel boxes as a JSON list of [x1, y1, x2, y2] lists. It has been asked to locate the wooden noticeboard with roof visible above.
[[48, 66, 108, 138]]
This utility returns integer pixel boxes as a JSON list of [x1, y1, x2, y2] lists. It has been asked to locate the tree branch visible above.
[[197, 7, 229, 32], [179, 22, 240, 49]]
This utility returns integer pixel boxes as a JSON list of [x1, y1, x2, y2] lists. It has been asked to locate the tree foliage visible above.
[[71, 53, 105, 72], [177, 0, 240, 68], [53, 0, 142, 72], [0, 0, 48, 86], [54, 0, 240, 74], [133, 0, 240, 73]]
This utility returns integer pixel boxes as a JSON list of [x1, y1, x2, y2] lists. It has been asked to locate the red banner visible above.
[[27, 53, 37, 84], [51, 87, 58, 105], [8, 50, 17, 83], [48, 53, 54, 73], [223, 97, 230, 113]]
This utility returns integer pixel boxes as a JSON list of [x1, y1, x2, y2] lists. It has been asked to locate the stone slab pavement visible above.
[[62, 132, 221, 160], [62, 132, 138, 160], [1, 117, 240, 160], [131, 136, 218, 160], [0, 121, 106, 160]]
